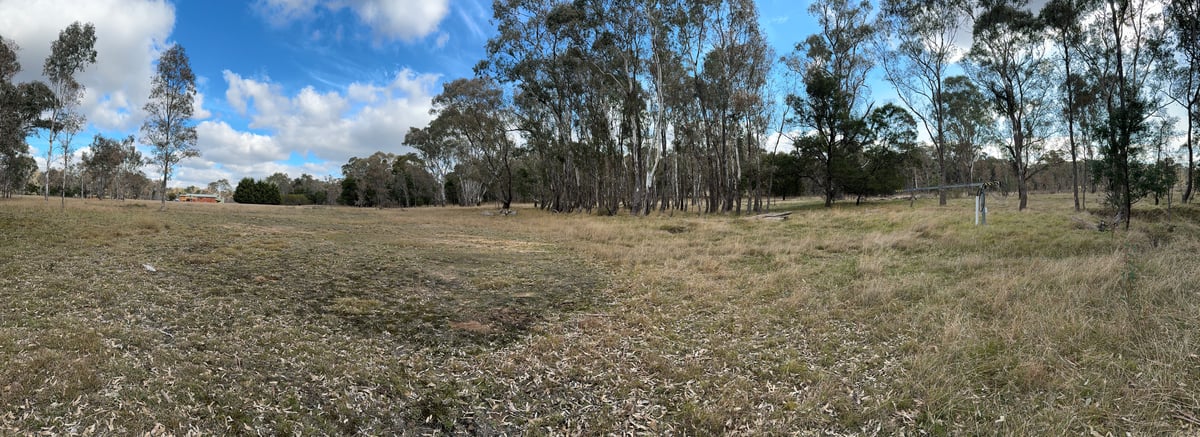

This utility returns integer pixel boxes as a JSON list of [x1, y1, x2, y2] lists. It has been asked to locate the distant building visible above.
[[177, 193, 222, 203]]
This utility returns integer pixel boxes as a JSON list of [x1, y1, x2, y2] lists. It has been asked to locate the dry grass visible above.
[[2, 193, 1199, 435]]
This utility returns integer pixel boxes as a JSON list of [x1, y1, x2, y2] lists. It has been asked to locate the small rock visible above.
[[143, 264, 157, 273]]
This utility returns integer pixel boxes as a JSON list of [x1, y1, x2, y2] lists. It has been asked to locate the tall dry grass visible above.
[[464, 193, 1200, 434], [1, 193, 1198, 434]]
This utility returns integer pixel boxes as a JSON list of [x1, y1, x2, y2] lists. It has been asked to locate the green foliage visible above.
[[142, 44, 199, 206], [338, 176, 359, 206], [340, 152, 437, 207], [233, 177, 282, 205], [764, 152, 805, 198], [42, 22, 97, 90], [941, 76, 998, 183], [786, 0, 878, 207], [969, 0, 1055, 210], [429, 77, 516, 208], [0, 38, 56, 198], [81, 134, 135, 200]]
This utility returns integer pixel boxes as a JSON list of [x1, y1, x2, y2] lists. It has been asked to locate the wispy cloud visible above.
[[456, 0, 488, 41]]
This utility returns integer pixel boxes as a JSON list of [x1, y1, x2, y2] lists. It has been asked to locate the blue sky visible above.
[[0, 0, 824, 188]]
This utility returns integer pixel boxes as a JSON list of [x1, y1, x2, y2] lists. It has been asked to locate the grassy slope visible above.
[[1, 194, 1198, 435]]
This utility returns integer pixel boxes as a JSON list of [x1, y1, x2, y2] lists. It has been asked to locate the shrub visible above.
[[233, 177, 281, 205]]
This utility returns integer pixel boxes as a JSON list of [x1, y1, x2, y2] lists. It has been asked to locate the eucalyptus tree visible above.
[[431, 77, 517, 209], [1041, 0, 1094, 211], [481, 0, 773, 214], [941, 75, 998, 184], [80, 134, 133, 199], [206, 178, 232, 200], [1159, 0, 1200, 203], [484, 0, 591, 212], [646, 0, 686, 212], [879, 0, 969, 205], [55, 112, 83, 205], [265, 172, 292, 195], [786, 0, 878, 207], [1080, 0, 1164, 228], [405, 123, 457, 206], [141, 44, 199, 209], [115, 139, 144, 200], [968, 0, 1054, 210], [679, 0, 773, 213], [41, 22, 97, 206], [341, 152, 393, 207], [842, 103, 920, 203], [0, 37, 14, 83], [1, 38, 55, 198]]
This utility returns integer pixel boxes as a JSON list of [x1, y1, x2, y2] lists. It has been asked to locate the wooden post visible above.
[[979, 187, 987, 226]]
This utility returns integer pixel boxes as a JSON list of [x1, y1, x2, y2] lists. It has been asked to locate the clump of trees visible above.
[[80, 134, 145, 200], [7, 0, 1195, 229], [233, 177, 281, 205], [1, 25, 197, 206], [338, 152, 439, 207], [385, 0, 1194, 228]]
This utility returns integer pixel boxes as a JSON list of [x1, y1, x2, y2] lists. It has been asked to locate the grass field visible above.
[[1, 193, 1198, 435]]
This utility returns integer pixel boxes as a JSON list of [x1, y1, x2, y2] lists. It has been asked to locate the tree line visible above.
[[1, 23, 198, 208], [6, 0, 1196, 230], [386, 0, 1193, 228]]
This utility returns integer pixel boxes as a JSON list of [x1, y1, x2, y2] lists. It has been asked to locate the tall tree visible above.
[[879, 0, 969, 205], [141, 44, 199, 209], [115, 139, 144, 200], [1081, 0, 1164, 228], [41, 22, 97, 206], [405, 123, 457, 207], [342, 152, 396, 207], [1159, 0, 1200, 203], [56, 111, 83, 205], [1, 38, 55, 198], [431, 77, 517, 209], [265, 172, 292, 195], [1041, 0, 1093, 211], [482, 0, 771, 214], [206, 178, 232, 200], [786, 0, 877, 207], [941, 75, 998, 184], [842, 103, 920, 203], [968, 0, 1054, 210], [80, 134, 132, 199]]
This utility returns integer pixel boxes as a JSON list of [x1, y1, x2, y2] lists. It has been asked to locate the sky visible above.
[[0, 0, 1070, 190]]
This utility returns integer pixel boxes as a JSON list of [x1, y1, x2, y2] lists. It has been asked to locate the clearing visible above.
[[1, 194, 1198, 435]]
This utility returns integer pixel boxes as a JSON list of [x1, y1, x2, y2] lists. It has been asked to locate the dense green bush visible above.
[[233, 177, 281, 205]]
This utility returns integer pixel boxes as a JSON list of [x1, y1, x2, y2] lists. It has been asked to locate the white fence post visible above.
[[975, 196, 980, 225]]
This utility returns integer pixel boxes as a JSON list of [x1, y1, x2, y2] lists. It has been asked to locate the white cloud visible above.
[[455, 1, 487, 41], [254, 0, 450, 42], [345, 0, 449, 41], [172, 157, 339, 189], [193, 92, 212, 120], [196, 120, 286, 165], [174, 68, 437, 188], [347, 82, 382, 103], [253, 0, 320, 27], [0, 0, 176, 132]]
